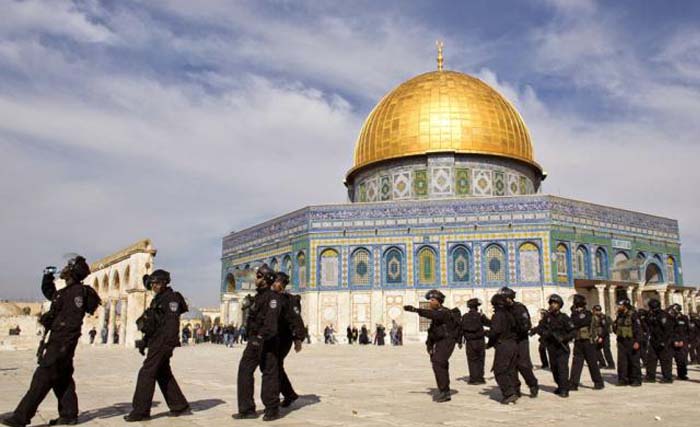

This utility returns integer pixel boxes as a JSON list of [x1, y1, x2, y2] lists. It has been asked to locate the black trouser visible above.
[[131, 345, 188, 416], [538, 341, 549, 368], [513, 338, 538, 390], [237, 337, 279, 414], [11, 348, 78, 424], [617, 338, 641, 384], [640, 335, 649, 365], [645, 343, 673, 381], [465, 338, 485, 382], [429, 338, 456, 393], [278, 336, 297, 400], [570, 340, 604, 387], [597, 335, 615, 368], [690, 339, 700, 363], [493, 340, 518, 398], [672, 344, 688, 378], [547, 343, 570, 392]]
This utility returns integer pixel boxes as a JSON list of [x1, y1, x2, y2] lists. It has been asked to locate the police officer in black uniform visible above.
[[595, 305, 616, 369], [461, 298, 490, 384], [2, 255, 100, 427], [403, 290, 459, 403], [613, 297, 642, 386], [531, 294, 574, 398], [499, 287, 539, 398], [689, 313, 700, 364], [668, 303, 690, 380], [487, 294, 518, 405], [568, 295, 604, 390], [643, 298, 673, 383], [234, 264, 283, 421], [637, 307, 650, 366], [271, 272, 305, 408], [124, 269, 190, 422]]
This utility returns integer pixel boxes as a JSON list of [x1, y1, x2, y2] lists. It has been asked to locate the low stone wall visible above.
[[0, 315, 42, 351]]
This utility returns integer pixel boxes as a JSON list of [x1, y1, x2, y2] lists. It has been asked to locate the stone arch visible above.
[[555, 243, 569, 283], [111, 270, 121, 294], [101, 274, 109, 295], [270, 257, 279, 272], [666, 256, 677, 285], [123, 264, 131, 290], [574, 245, 589, 278], [644, 262, 664, 285], [92, 277, 99, 292]]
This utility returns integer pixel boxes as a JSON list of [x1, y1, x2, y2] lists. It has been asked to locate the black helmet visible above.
[[143, 269, 170, 290], [573, 294, 587, 308], [256, 264, 275, 285], [592, 304, 602, 311], [274, 271, 290, 287], [62, 255, 90, 282], [648, 299, 661, 310], [548, 294, 564, 307], [616, 297, 631, 308], [467, 298, 481, 308], [425, 289, 445, 304], [498, 286, 516, 300], [491, 294, 508, 308], [670, 303, 682, 313]]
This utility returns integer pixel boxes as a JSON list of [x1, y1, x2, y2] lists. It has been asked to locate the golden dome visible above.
[[348, 70, 542, 177]]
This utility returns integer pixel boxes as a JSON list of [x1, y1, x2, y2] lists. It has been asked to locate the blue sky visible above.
[[1, 0, 699, 306]]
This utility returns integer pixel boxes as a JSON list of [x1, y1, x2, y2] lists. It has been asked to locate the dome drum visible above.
[[346, 153, 540, 203]]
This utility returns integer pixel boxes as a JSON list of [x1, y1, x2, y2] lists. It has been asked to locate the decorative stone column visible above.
[[595, 284, 607, 313], [126, 288, 148, 348], [607, 287, 617, 316], [107, 299, 117, 345], [97, 304, 107, 345], [119, 298, 128, 346], [658, 289, 667, 309], [691, 291, 698, 314]]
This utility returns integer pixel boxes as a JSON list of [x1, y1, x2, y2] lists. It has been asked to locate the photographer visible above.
[[1, 255, 100, 427], [124, 269, 190, 422]]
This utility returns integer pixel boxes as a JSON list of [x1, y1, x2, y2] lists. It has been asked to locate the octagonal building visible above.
[[220, 55, 692, 341]]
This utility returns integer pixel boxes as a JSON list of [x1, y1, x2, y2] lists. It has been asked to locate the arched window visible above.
[[102, 275, 109, 293], [612, 251, 630, 281], [124, 265, 131, 289], [518, 242, 541, 282], [451, 246, 470, 282], [594, 248, 607, 278], [385, 248, 403, 284], [485, 244, 506, 282], [225, 273, 235, 292], [297, 252, 306, 288], [270, 258, 279, 272], [667, 257, 676, 284], [92, 278, 99, 292], [636, 252, 646, 261], [350, 248, 371, 286], [614, 251, 629, 267], [417, 247, 437, 285], [574, 246, 588, 278], [283, 255, 293, 283], [556, 244, 569, 282], [319, 249, 339, 287]]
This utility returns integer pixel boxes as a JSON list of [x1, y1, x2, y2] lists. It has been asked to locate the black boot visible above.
[[263, 409, 280, 422], [232, 411, 258, 420], [529, 385, 539, 398], [0, 416, 26, 427], [123, 413, 151, 422], [49, 418, 78, 426], [434, 390, 451, 403], [281, 394, 299, 408], [169, 405, 191, 417]]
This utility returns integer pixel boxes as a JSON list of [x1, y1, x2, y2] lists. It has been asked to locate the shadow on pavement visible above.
[[278, 394, 321, 419]]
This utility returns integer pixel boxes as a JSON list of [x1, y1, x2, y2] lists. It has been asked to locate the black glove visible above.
[[403, 305, 416, 312], [135, 340, 147, 356]]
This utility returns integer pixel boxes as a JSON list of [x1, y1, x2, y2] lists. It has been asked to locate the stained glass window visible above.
[[667, 257, 676, 284], [574, 246, 587, 277], [452, 246, 470, 282], [518, 242, 540, 282], [320, 249, 339, 287], [556, 244, 568, 282], [418, 247, 436, 284], [485, 245, 505, 282], [385, 248, 403, 284], [595, 248, 606, 277], [351, 248, 371, 286], [297, 252, 306, 288]]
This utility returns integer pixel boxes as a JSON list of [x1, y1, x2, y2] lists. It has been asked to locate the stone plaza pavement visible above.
[[1, 343, 699, 427]]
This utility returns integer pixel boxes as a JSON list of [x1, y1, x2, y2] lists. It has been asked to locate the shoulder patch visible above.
[[169, 301, 179, 312], [579, 313, 585, 319], [522, 312, 529, 318], [293, 306, 300, 315], [74, 296, 83, 308], [270, 299, 278, 309], [661, 317, 667, 324]]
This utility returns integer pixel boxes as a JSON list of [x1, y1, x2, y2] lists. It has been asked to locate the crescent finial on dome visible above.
[[436, 40, 444, 71]]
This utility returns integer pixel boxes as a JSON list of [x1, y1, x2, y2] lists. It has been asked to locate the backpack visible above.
[[448, 307, 463, 341], [511, 303, 532, 337]]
